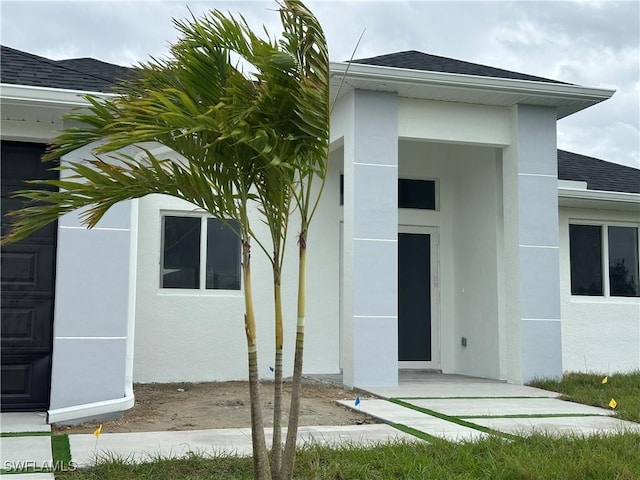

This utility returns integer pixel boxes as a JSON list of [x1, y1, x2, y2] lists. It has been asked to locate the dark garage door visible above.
[[1, 141, 58, 411]]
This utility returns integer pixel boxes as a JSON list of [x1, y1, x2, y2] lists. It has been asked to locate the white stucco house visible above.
[[1, 45, 638, 423]]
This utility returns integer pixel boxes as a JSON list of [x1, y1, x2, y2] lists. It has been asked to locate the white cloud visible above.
[[1, 0, 638, 167]]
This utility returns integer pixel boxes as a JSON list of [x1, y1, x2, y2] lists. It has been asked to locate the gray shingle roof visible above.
[[353, 50, 569, 85], [558, 150, 640, 194], [1, 45, 132, 92], [3, 46, 636, 195]]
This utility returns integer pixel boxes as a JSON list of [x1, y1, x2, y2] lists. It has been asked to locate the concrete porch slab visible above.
[[0, 412, 50, 433], [404, 398, 614, 417], [470, 415, 640, 437], [364, 381, 558, 400]]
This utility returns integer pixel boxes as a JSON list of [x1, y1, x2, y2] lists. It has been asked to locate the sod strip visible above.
[[52, 434, 72, 466], [389, 398, 518, 441], [0, 431, 51, 437]]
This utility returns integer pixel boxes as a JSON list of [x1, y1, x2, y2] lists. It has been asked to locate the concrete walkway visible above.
[[0, 412, 54, 479], [3, 374, 639, 472], [0, 412, 415, 471], [68, 424, 416, 467], [337, 373, 640, 440]]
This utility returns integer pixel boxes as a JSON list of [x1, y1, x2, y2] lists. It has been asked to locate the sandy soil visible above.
[[54, 378, 377, 434]]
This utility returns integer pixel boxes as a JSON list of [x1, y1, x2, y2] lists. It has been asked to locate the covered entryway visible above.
[[398, 226, 439, 369], [332, 55, 584, 385], [1, 141, 57, 411]]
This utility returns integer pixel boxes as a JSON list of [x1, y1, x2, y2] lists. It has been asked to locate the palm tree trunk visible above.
[[271, 266, 284, 480], [280, 227, 307, 480], [243, 238, 272, 480]]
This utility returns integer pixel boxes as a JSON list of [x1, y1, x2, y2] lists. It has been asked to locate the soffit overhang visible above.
[[1, 83, 113, 125], [558, 187, 640, 212], [330, 62, 615, 119]]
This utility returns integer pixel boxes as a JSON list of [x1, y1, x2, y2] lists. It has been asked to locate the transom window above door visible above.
[[161, 215, 241, 290], [398, 178, 437, 210], [339, 175, 437, 209]]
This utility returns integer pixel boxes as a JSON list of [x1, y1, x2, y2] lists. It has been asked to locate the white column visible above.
[[504, 105, 563, 383], [342, 90, 399, 387], [48, 143, 137, 422]]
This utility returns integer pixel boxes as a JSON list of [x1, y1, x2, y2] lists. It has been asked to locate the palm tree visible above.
[[2, 2, 329, 479], [172, 4, 329, 477], [275, 4, 330, 477]]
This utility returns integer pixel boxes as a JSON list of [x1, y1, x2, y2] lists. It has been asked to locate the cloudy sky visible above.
[[2, 0, 638, 168]]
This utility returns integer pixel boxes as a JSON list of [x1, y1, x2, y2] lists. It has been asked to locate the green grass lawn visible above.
[[529, 371, 640, 423], [54, 434, 640, 480], [54, 372, 640, 480]]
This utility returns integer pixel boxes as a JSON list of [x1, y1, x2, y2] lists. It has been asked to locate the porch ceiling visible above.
[[330, 62, 614, 119]]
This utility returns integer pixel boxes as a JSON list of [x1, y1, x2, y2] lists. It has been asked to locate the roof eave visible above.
[[0, 83, 115, 108], [330, 62, 615, 119], [558, 187, 640, 211]]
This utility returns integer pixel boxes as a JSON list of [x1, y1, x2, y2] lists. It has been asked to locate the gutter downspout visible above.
[[47, 198, 139, 424]]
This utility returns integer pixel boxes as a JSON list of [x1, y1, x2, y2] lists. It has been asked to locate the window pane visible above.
[[608, 226, 639, 297], [340, 176, 437, 210], [161, 216, 201, 289], [569, 224, 603, 296], [398, 179, 436, 210], [206, 219, 241, 290]]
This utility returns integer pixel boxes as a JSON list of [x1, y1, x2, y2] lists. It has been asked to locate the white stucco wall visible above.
[[133, 159, 342, 383], [130, 93, 579, 387], [559, 207, 640, 373], [398, 98, 511, 147], [451, 148, 501, 379]]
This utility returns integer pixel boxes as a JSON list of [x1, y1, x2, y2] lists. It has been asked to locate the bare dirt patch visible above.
[[55, 378, 377, 434]]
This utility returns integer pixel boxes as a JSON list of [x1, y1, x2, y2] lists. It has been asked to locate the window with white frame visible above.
[[161, 215, 241, 290], [569, 223, 639, 297]]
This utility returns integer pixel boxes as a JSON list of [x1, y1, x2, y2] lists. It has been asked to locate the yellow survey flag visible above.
[[93, 424, 103, 438], [609, 398, 617, 409], [602, 376, 608, 384]]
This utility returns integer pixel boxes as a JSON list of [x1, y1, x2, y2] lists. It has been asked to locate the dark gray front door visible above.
[[1, 141, 57, 411], [398, 232, 431, 361]]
